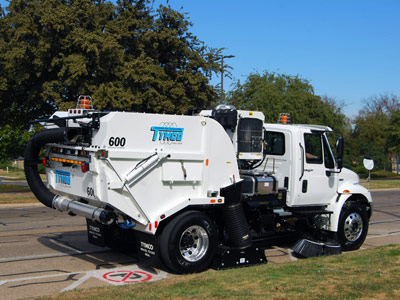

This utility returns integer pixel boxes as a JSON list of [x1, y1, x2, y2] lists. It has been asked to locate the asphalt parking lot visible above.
[[0, 190, 399, 299]]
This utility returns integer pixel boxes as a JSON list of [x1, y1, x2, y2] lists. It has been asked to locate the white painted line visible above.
[[366, 231, 400, 239], [61, 273, 92, 292], [370, 218, 400, 225], [0, 249, 109, 263], [265, 247, 286, 253], [288, 249, 298, 261], [0, 271, 83, 286], [265, 247, 298, 261]]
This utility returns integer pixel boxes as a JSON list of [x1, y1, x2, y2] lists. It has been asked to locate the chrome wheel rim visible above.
[[344, 212, 363, 242], [179, 225, 209, 262]]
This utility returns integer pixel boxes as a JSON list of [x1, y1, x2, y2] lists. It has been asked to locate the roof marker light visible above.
[[278, 113, 291, 124]]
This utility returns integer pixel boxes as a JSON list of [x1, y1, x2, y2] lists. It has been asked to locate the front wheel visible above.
[[337, 201, 369, 251], [160, 211, 217, 274]]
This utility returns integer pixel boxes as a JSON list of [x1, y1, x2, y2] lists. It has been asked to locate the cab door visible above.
[[297, 132, 338, 206]]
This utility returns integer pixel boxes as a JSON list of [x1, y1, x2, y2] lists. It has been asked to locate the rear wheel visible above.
[[337, 201, 368, 251], [160, 211, 217, 274]]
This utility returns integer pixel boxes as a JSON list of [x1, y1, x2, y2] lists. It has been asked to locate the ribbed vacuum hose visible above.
[[221, 182, 252, 249], [24, 128, 66, 208], [24, 128, 116, 224]]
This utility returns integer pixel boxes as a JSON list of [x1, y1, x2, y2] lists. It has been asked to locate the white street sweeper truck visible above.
[[24, 97, 373, 273]]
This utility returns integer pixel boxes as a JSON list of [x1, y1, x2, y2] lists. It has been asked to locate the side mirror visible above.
[[336, 136, 344, 169]]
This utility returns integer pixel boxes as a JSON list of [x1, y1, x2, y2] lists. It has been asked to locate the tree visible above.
[[351, 94, 399, 170], [387, 109, 400, 173], [0, 0, 220, 129], [227, 71, 346, 131], [388, 109, 400, 153], [0, 125, 33, 162], [352, 113, 389, 169]]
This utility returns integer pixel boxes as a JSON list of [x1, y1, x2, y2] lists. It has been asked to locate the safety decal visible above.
[[102, 270, 152, 284]]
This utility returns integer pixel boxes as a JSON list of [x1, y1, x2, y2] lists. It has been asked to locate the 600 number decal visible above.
[[109, 137, 126, 147]]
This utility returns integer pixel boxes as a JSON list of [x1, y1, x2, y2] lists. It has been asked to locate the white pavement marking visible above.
[[288, 249, 298, 261], [0, 272, 83, 286], [265, 247, 298, 261], [0, 264, 168, 292], [0, 249, 110, 263], [366, 231, 400, 239], [61, 273, 93, 292], [370, 218, 400, 225]]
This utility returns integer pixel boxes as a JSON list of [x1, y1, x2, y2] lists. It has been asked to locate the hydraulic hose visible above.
[[24, 128, 66, 208]]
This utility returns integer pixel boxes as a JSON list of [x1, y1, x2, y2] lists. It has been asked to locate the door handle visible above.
[[304, 169, 313, 172], [299, 143, 305, 180]]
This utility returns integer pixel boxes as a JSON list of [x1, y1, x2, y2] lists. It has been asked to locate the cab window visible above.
[[265, 131, 285, 155], [304, 133, 322, 164]]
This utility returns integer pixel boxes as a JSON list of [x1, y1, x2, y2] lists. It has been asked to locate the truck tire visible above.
[[337, 201, 368, 251], [160, 210, 217, 274]]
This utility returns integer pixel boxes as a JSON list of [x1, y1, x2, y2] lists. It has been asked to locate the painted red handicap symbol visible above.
[[103, 270, 152, 283]]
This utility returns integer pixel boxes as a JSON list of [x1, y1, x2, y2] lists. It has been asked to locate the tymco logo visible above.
[[55, 170, 71, 185], [150, 124, 184, 144]]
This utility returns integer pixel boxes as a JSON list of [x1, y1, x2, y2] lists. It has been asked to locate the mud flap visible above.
[[212, 245, 267, 270], [135, 230, 161, 266], [86, 219, 161, 265], [86, 219, 106, 247]]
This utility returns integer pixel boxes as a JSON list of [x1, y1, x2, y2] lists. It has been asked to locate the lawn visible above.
[[360, 179, 400, 190], [0, 192, 38, 204]]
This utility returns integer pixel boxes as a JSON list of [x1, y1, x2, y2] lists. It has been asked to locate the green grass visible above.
[[39, 245, 400, 300], [361, 179, 400, 190], [0, 169, 27, 180], [359, 170, 400, 180], [0, 169, 46, 180], [370, 170, 400, 179], [0, 168, 46, 205], [0, 184, 31, 193], [0, 192, 38, 204]]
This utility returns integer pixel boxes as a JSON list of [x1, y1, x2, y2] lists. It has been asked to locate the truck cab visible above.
[[262, 123, 341, 206], [259, 122, 372, 229]]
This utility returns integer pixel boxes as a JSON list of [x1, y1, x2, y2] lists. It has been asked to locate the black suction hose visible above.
[[24, 128, 66, 208]]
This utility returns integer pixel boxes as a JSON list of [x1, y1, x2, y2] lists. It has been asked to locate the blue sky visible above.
[[1, 0, 399, 117], [155, 0, 400, 117]]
